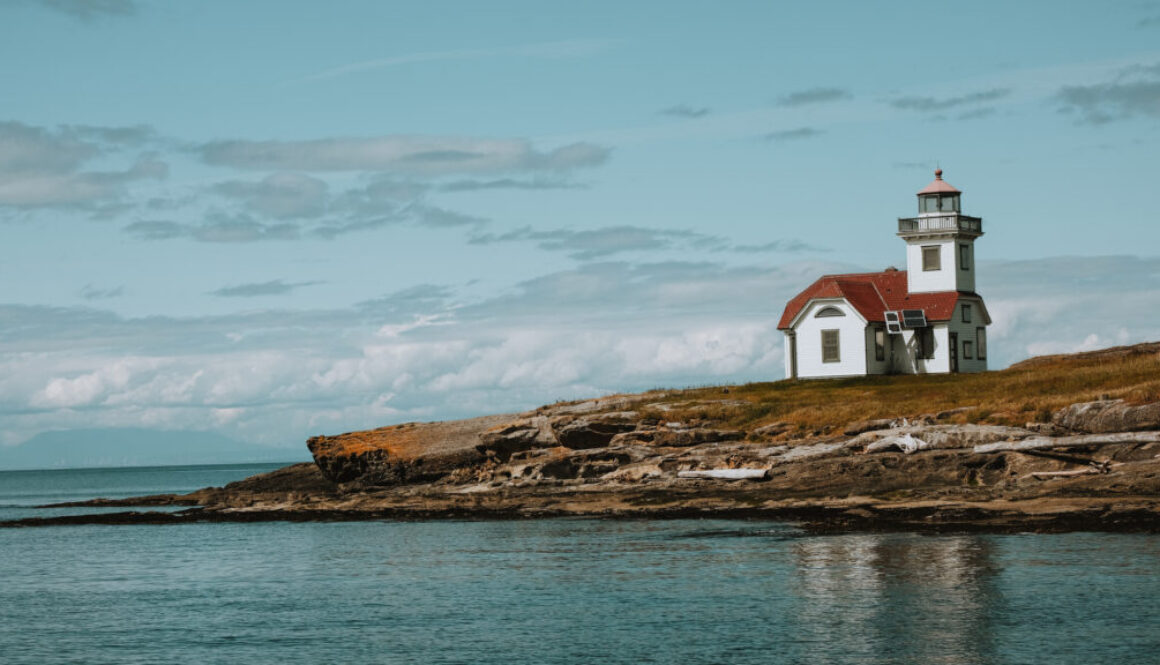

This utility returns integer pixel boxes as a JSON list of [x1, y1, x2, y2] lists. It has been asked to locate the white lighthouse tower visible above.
[[898, 168, 982, 294]]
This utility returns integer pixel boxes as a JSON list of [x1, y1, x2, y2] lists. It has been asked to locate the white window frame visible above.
[[821, 329, 840, 363], [922, 246, 941, 271]]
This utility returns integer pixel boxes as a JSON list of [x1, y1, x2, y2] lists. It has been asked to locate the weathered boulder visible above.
[[538, 450, 635, 479], [849, 424, 1032, 452], [477, 416, 556, 460], [1052, 400, 1160, 433], [843, 418, 895, 436], [551, 417, 638, 449], [752, 422, 792, 438], [308, 414, 511, 486], [652, 427, 744, 447]]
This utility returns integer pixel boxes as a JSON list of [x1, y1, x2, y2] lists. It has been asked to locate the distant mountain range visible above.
[[0, 428, 310, 470]]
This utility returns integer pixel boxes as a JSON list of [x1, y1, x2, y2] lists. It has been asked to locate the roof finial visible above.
[[934, 167, 943, 179]]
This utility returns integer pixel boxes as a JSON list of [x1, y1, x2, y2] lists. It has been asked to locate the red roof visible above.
[[777, 269, 983, 329], [917, 168, 961, 195]]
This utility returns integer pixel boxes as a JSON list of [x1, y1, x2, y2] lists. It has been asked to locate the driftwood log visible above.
[[973, 431, 1160, 454]]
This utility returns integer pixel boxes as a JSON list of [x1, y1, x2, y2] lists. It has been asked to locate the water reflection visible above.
[[792, 534, 997, 664]]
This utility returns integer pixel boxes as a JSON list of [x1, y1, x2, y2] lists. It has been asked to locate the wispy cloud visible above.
[[0, 121, 165, 210], [198, 135, 610, 176], [727, 239, 830, 253], [776, 87, 851, 107], [210, 279, 323, 298], [659, 105, 711, 118], [470, 225, 725, 260], [78, 284, 124, 300], [294, 38, 615, 84], [123, 214, 299, 243], [1056, 63, 1160, 124], [763, 127, 824, 142], [28, 0, 135, 20], [211, 173, 329, 219], [438, 178, 583, 192], [890, 88, 1010, 112]]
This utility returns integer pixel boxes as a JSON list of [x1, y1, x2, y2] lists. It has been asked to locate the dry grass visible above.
[[637, 341, 1160, 434]]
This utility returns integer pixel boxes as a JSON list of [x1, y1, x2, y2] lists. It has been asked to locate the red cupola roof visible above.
[[917, 168, 961, 195]]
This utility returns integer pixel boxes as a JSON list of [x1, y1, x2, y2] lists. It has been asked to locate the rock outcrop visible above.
[[1052, 400, 1160, 434]]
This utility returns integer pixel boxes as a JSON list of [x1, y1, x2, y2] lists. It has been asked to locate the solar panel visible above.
[[884, 311, 903, 334], [901, 309, 927, 328]]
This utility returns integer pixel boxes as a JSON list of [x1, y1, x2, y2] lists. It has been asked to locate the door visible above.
[[949, 332, 959, 373]]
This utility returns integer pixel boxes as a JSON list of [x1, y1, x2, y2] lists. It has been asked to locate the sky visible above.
[[2, 0, 1160, 459]]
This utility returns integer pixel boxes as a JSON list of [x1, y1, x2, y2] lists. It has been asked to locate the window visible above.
[[822, 329, 840, 363], [922, 246, 941, 271], [874, 328, 886, 361], [960, 244, 970, 270], [918, 328, 935, 360], [815, 306, 845, 318], [977, 327, 987, 360], [962, 304, 972, 323], [963, 340, 973, 359]]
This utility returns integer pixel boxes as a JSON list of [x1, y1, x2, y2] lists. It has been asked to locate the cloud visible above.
[[890, 88, 1010, 112], [123, 213, 299, 243], [210, 280, 323, 298], [79, 284, 124, 300], [659, 105, 711, 118], [295, 38, 614, 83], [0, 122, 166, 209], [4, 255, 1159, 450], [776, 87, 851, 107], [1056, 63, 1160, 123], [26, 0, 135, 20], [469, 225, 725, 260], [198, 136, 610, 175], [212, 173, 329, 219], [763, 127, 824, 141], [728, 239, 830, 253], [438, 178, 584, 192]]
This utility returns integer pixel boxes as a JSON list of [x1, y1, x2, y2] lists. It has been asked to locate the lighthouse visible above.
[[777, 169, 991, 378]]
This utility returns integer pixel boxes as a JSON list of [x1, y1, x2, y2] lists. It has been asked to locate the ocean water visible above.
[[1, 465, 1159, 664]]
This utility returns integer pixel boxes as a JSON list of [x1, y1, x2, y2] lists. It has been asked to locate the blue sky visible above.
[[2, 0, 1160, 458]]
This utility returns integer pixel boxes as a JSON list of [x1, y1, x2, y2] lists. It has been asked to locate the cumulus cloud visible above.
[[198, 136, 610, 175], [659, 105, 711, 118], [1056, 63, 1160, 124], [763, 127, 824, 141], [4, 256, 1158, 452], [890, 88, 1010, 112], [210, 280, 323, 298], [776, 87, 851, 107]]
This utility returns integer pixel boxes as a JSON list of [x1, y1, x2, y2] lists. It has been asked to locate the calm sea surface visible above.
[[1, 464, 1158, 665]]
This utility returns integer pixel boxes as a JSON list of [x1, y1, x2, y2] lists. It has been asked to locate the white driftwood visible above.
[[1027, 468, 1103, 480], [865, 433, 930, 455], [678, 469, 768, 480], [973, 431, 1160, 454]]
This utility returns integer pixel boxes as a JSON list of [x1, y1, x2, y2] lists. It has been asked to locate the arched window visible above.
[[815, 306, 846, 318]]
